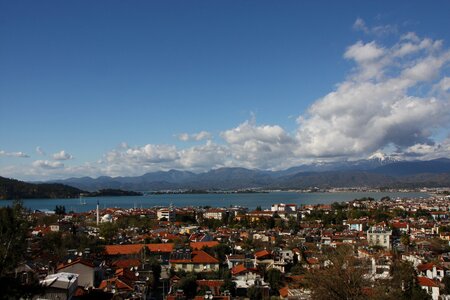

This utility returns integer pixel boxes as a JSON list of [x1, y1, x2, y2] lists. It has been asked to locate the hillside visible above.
[[0, 176, 84, 200]]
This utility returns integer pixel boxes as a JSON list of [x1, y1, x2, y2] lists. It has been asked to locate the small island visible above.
[[85, 189, 142, 197]]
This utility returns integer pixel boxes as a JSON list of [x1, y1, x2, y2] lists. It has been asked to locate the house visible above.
[[246, 210, 275, 222], [344, 219, 367, 232], [417, 263, 446, 281], [98, 277, 134, 294], [254, 249, 273, 267], [392, 222, 409, 234], [203, 209, 227, 220], [418, 276, 440, 300], [56, 258, 95, 288], [169, 250, 220, 272], [226, 254, 245, 269], [191, 241, 220, 250], [104, 243, 174, 263], [157, 208, 176, 222], [367, 226, 392, 250], [271, 204, 298, 220], [231, 264, 269, 298], [37, 272, 78, 300], [196, 279, 224, 295]]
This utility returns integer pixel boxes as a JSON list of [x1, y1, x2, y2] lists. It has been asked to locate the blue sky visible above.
[[1, 1, 450, 180]]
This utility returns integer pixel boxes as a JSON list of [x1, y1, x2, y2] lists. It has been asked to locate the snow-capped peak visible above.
[[368, 151, 388, 161], [368, 151, 400, 163]]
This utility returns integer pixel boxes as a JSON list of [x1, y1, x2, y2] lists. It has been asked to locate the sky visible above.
[[1, 1, 450, 181]]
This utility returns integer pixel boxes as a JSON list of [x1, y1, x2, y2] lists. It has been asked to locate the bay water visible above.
[[0, 191, 430, 212]]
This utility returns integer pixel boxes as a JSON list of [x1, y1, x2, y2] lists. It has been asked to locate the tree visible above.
[[266, 268, 283, 295], [247, 285, 264, 300], [0, 201, 42, 298], [304, 245, 370, 300], [0, 201, 29, 276], [400, 234, 410, 247], [54, 205, 66, 215], [99, 222, 119, 244], [176, 273, 198, 299], [442, 275, 450, 295], [372, 260, 431, 300]]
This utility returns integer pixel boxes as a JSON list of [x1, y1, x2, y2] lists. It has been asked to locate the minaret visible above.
[[96, 200, 100, 226]]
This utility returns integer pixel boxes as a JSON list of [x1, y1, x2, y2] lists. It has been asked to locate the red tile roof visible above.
[[196, 279, 224, 287], [105, 244, 145, 255], [112, 258, 141, 269], [190, 241, 219, 250], [170, 250, 219, 264], [56, 258, 94, 271], [279, 286, 289, 298], [417, 262, 435, 271], [231, 264, 258, 276], [418, 276, 439, 287], [254, 249, 271, 259], [105, 243, 174, 255], [147, 243, 174, 253], [98, 278, 133, 291], [231, 264, 247, 276]]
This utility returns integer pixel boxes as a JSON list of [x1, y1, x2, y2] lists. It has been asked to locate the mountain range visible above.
[[47, 157, 450, 191]]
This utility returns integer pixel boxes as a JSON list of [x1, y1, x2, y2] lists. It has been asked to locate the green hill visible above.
[[0, 176, 84, 200]]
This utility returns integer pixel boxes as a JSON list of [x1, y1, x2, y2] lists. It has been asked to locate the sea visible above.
[[0, 191, 431, 212]]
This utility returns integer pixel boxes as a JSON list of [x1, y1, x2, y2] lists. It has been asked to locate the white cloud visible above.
[[52, 150, 73, 160], [344, 41, 385, 63], [434, 77, 450, 92], [0, 150, 29, 158], [404, 138, 450, 159], [32, 160, 64, 169], [178, 140, 230, 170], [221, 121, 297, 169], [36, 146, 46, 156], [353, 18, 397, 36], [4, 28, 450, 181], [177, 131, 212, 142], [353, 18, 369, 33], [296, 33, 450, 158]]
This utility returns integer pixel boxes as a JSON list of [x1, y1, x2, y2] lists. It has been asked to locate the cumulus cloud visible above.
[[177, 131, 212, 142], [178, 140, 230, 170], [52, 150, 73, 160], [220, 121, 297, 169], [296, 32, 450, 158], [0, 150, 29, 158], [404, 138, 450, 159], [32, 160, 64, 169]]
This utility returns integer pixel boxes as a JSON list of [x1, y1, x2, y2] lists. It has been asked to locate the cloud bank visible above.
[[2, 23, 450, 180]]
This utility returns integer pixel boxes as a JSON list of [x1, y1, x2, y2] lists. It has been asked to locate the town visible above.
[[1, 192, 450, 300]]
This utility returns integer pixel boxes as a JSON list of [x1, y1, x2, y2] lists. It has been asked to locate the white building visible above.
[[157, 208, 176, 222], [203, 208, 227, 220], [367, 226, 392, 250], [271, 203, 298, 220], [37, 272, 78, 300]]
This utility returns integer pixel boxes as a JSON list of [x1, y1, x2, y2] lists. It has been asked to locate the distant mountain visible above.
[[273, 153, 401, 176], [372, 158, 450, 176], [47, 157, 450, 191]]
